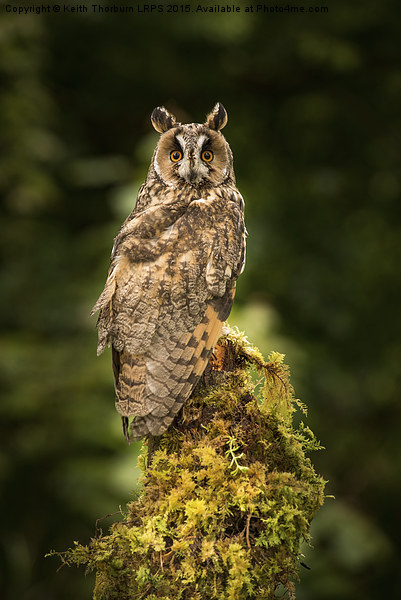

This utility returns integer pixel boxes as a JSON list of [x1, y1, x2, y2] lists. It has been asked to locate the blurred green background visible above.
[[1, 1, 400, 598]]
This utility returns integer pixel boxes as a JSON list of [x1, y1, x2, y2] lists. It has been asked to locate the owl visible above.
[[91, 103, 246, 442]]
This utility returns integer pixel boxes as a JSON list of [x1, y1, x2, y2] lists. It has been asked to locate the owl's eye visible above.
[[170, 150, 182, 162], [201, 150, 214, 162]]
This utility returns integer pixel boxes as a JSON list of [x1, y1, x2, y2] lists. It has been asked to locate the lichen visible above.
[[51, 326, 326, 599]]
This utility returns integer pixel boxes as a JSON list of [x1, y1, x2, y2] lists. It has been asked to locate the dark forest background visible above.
[[1, 1, 401, 598]]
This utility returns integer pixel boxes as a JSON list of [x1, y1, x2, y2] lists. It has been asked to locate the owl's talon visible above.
[[146, 434, 162, 467]]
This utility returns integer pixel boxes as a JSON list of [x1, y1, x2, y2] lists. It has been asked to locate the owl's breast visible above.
[[186, 190, 244, 234]]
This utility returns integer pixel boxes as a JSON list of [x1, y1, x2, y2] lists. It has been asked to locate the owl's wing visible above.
[[91, 192, 245, 440], [91, 199, 190, 355], [113, 287, 235, 440], [125, 287, 234, 440]]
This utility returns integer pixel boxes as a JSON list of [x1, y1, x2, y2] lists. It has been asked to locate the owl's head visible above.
[[150, 103, 234, 188]]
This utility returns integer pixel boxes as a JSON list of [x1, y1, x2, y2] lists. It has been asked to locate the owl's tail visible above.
[[112, 349, 149, 426]]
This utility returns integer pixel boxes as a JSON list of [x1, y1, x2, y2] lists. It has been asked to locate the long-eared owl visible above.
[[91, 103, 246, 442]]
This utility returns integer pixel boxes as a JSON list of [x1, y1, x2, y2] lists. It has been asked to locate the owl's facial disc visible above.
[[154, 125, 231, 187]]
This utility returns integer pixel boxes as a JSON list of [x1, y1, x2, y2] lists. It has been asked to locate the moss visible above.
[[52, 326, 326, 599]]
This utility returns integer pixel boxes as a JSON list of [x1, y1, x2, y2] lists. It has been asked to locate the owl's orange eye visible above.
[[201, 150, 214, 162], [170, 150, 182, 162]]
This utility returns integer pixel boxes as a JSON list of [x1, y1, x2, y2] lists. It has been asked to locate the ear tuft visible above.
[[205, 103, 228, 131], [151, 107, 177, 133]]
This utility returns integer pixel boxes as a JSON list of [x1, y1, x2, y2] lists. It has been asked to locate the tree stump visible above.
[[52, 326, 326, 599]]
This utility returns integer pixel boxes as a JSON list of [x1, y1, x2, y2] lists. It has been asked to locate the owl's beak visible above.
[[187, 168, 200, 184], [179, 158, 204, 185]]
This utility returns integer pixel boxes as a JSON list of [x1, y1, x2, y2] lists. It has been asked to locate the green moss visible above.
[[52, 326, 326, 599]]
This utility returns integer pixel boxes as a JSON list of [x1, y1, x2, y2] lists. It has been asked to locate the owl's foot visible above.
[[146, 434, 162, 467]]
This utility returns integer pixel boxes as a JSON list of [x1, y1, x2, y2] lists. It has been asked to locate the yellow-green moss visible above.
[[51, 326, 326, 599]]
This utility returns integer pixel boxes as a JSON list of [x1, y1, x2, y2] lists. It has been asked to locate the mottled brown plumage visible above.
[[91, 103, 246, 442]]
